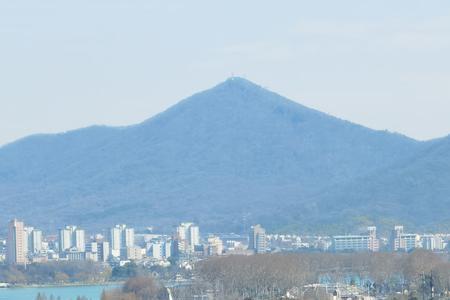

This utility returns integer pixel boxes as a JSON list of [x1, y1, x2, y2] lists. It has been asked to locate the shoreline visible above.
[[3, 281, 123, 289]]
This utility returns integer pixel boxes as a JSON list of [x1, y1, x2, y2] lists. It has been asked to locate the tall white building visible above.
[[151, 242, 164, 260], [108, 224, 135, 258], [23, 226, 34, 255], [390, 225, 420, 252], [98, 241, 110, 262], [164, 240, 172, 258], [85, 242, 98, 262], [249, 224, 267, 254], [176, 223, 192, 241], [176, 222, 200, 253], [74, 229, 86, 252], [7, 219, 27, 265], [123, 227, 135, 248], [207, 235, 224, 256], [31, 229, 43, 253], [59, 227, 73, 252], [109, 226, 122, 257], [58, 226, 85, 253], [421, 234, 444, 251], [189, 225, 200, 248], [151, 240, 173, 260]]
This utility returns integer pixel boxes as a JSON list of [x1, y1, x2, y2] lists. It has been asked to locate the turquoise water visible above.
[[0, 284, 118, 300]]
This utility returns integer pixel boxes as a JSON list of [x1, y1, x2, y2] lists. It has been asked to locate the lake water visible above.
[[0, 284, 118, 300]]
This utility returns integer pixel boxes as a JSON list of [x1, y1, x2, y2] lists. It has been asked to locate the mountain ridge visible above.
[[1, 77, 419, 150], [0, 77, 445, 233]]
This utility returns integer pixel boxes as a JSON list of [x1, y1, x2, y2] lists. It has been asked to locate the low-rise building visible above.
[[207, 235, 223, 256], [126, 246, 143, 260]]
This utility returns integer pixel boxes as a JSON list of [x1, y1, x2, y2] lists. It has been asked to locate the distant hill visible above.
[[0, 77, 441, 233], [307, 135, 450, 233]]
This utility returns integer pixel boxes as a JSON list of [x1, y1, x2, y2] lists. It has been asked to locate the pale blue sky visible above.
[[1, 0, 449, 145]]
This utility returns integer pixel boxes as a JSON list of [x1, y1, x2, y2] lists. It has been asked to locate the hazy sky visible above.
[[1, 0, 449, 145]]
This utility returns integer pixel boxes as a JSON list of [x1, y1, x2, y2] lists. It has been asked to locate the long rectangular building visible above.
[[332, 227, 379, 252]]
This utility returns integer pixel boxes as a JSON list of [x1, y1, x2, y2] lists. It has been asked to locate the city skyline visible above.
[[3, 218, 449, 267]]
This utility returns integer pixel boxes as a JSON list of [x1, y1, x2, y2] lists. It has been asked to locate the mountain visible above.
[[0, 77, 439, 233], [309, 135, 450, 232]]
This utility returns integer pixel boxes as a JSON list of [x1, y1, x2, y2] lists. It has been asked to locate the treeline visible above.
[[0, 260, 177, 285], [195, 250, 450, 300], [100, 276, 168, 300], [0, 261, 111, 285], [36, 294, 89, 300]]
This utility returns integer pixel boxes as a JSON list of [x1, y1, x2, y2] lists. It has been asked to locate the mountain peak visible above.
[[225, 76, 259, 85], [0, 77, 432, 232], [215, 76, 264, 93]]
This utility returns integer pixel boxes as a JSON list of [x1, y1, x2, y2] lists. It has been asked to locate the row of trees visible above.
[[0, 261, 111, 284], [194, 250, 450, 300], [36, 294, 89, 300], [1, 260, 169, 285]]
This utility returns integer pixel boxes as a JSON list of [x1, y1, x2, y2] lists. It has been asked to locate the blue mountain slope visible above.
[[0, 78, 427, 232], [308, 135, 450, 232]]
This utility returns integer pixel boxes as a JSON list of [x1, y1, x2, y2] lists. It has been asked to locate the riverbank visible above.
[[0, 284, 120, 300], [4, 281, 123, 289]]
